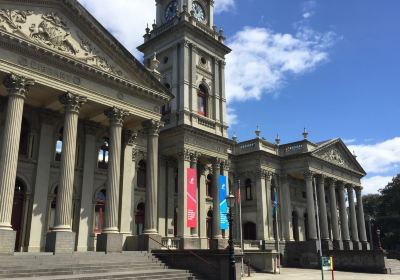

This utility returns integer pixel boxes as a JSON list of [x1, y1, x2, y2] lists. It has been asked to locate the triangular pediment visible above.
[[0, 0, 169, 96], [312, 139, 366, 175]]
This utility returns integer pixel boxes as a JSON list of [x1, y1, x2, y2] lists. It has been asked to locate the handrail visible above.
[[147, 235, 218, 271]]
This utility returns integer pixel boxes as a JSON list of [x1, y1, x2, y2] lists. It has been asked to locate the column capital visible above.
[[222, 160, 231, 171], [105, 107, 129, 126], [303, 171, 314, 180], [142, 119, 163, 136], [177, 148, 191, 162], [211, 157, 223, 169], [60, 92, 87, 114], [3, 73, 35, 99], [124, 129, 138, 146], [346, 184, 355, 191], [315, 174, 326, 184], [337, 181, 345, 190], [190, 152, 200, 165]]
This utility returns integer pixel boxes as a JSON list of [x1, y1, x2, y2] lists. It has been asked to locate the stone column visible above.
[[177, 150, 191, 239], [304, 172, 317, 240], [338, 182, 352, 250], [221, 160, 230, 240], [120, 130, 138, 246], [96, 107, 128, 253], [76, 122, 98, 252], [142, 120, 162, 235], [190, 153, 199, 237], [158, 157, 167, 237], [0, 73, 34, 254], [355, 187, 369, 250], [166, 160, 176, 237], [256, 171, 268, 241], [280, 174, 292, 241], [328, 179, 342, 250], [266, 173, 273, 240], [211, 158, 225, 249], [347, 185, 360, 250], [198, 165, 208, 248], [46, 92, 86, 254], [316, 175, 332, 250]]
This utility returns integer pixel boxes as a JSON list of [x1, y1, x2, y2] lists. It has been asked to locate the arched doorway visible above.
[[11, 179, 26, 251], [244, 222, 256, 240], [292, 211, 299, 241], [94, 190, 106, 234], [135, 203, 145, 235]]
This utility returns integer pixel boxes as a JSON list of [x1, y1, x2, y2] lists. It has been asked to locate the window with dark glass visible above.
[[197, 84, 208, 116], [137, 160, 146, 189], [98, 137, 109, 169], [245, 179, 252, 200]]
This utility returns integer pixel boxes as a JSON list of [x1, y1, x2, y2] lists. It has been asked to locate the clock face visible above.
[[165, 1, 178, 22], [192, 1, 206, 22]]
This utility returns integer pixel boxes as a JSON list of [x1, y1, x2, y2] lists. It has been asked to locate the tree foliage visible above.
[[363, 174, 400, 251]]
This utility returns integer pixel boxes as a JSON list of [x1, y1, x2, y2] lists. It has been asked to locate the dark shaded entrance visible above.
[[11, 179, 26, 251], [244, 222, 256, 240]]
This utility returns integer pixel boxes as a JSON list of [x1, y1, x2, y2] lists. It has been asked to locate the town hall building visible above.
[[0, 0, 371, 267]]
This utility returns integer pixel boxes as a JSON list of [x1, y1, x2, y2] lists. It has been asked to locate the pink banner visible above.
[[187, 168, 197, 228]]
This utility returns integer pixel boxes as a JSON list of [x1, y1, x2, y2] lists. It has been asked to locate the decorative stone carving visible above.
[[124, 129, 138, 146], [0, 9, 123, 76], [104, 107, 129, 126], [142, 119, 163, 136], [177, 148, 191, 162], [320, 148, 349, 168], [3, 73, 35, 98], [59, 92, 87, 114]]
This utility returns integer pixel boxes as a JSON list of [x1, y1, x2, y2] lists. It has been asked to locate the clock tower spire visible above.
[[139, 0, 230, 137]]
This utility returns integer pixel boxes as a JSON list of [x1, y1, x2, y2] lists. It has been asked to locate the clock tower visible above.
[[138, 0, 231, 137]]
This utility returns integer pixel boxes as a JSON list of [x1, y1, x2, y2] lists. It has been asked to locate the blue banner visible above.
[[219, 175, 228, 230]]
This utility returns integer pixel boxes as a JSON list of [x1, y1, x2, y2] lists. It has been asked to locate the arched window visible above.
[[94, 190, 106, 234], [55, 127, 63, 161], [19, 118, 30, 156], [98, 137, 109, 169], [245, 179, 252, 201], [244, 222, 257, 240], [197, 84, 208, 116], [206, 174, 213, 198], [137, 160, 146, 189], [135, 202, 145, 235]]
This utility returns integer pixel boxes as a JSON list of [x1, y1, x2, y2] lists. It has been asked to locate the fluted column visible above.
[[142, 120, 162, 234], [266, 173, 273, 240], [198, 165, 207, 248], [304, 172, 317, 240], [102, 107, 128, 233], [0, 74, 34, 232], [212, 159, 222, 239], [347, 185, 360, 249], [355, 187, 369, 250], [328, 179, 342, 249], [316, 175, 329, 240], [53, 92, 87, 231], [256, 170, 268, 241], [338, 182, 352, 250]]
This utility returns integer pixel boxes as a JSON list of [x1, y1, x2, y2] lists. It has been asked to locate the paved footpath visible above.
[[244, 268, 400, 280]]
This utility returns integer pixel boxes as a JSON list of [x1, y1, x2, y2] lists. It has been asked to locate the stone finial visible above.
[[152, 20, 157, 30], [275, 134, 281, 145], [150, 52, 160, 72], [302, 127, 308, 140], [255, 125, 261, 138], [353, 150, 357, 159], [145, 23, 150, 34], [232, 133, 238, 143]]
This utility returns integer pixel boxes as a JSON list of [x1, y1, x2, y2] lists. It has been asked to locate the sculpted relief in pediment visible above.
[[318, 148, 351, 169], [0, 8, 124, 77]]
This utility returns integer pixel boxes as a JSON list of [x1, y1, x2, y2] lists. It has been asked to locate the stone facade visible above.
[[0, 0, 370, 264]]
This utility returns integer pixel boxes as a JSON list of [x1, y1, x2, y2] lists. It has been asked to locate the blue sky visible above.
[[78, 0, 400, 194]]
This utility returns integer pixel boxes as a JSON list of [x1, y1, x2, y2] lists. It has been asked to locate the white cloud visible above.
[[343, 138, 356, 144], [226, 107, 238, 125], [361, 175, 393, 194], [225, 26, 337, 103], [215, 0, 235, 14], [348, 137, 400, 174], [302, 0, 316, 19], [78, 0, 155, 57]]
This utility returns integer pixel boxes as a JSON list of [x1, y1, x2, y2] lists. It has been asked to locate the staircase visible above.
[[0, 251, 204, 279], [386, 258, 400, 275]]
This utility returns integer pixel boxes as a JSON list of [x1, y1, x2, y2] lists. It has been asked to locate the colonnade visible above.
[[0, 73, 161, 253], [305, 172, 369, 250]]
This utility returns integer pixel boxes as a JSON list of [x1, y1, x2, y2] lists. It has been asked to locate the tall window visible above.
[[19, 118, 30, 156], [197, 84, 208, 116], [98, 137, 109, 169], [206, 174, 213, 197], [94, 190, 106, 234], [137, 160, 146, 189], [245, 179, 252, 201], [55, 127, 63, 161]]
